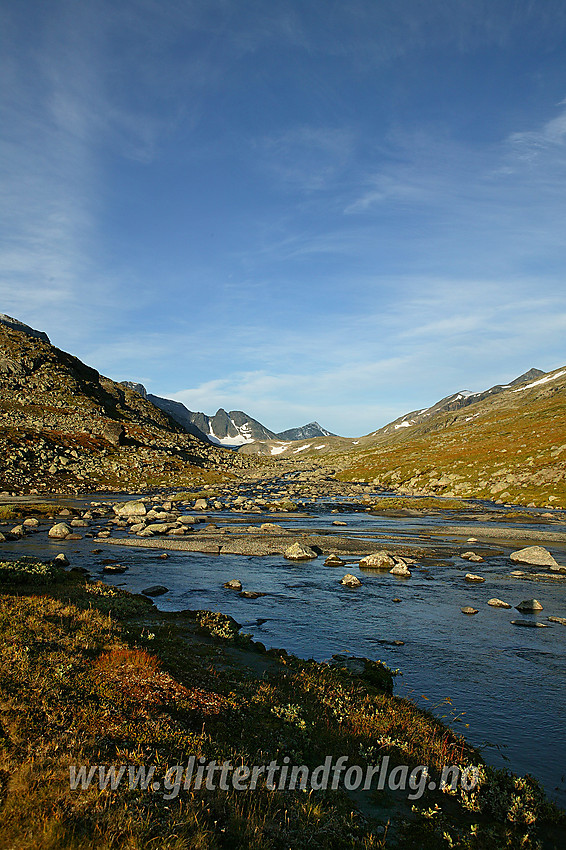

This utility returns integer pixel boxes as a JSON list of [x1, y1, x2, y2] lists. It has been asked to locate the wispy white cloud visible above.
[[255, 126, 355, 192]]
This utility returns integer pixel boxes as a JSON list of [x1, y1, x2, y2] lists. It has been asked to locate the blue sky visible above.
[[2, 0, 566, 436]]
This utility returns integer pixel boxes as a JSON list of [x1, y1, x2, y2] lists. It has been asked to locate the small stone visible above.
[[461, 607, 478, 615], [325, 554, 345, 566], [390, 560, 411, 577], [23, 517, 39, 527], [510, 570, 525, 577], [194, 498, 208, 510], [260, 523, 283, 532], [340, 574, 362, 587], [239, 591, 265, 599], [158, 553, 169, 559], [54, 553, 70, 566], [511, 620, 549, 628], [487, 598, 511, 608], [548, 616, 566, 625], [461, 551, 484, 562], [103, 564, 128, 573], [332, 520, 347, 526], [224, 579, 243, 590], [465, 573, 485, 582]]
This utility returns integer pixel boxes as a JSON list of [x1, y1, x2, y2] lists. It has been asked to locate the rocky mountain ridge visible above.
[[374, 368, 545, 436], [121, 382, 334, 446], [0, 319, 257, 494]]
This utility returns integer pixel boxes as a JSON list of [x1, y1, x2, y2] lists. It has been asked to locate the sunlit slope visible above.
[[334, 367, 566, 508]]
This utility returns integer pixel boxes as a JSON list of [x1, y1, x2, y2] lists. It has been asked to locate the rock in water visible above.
[[510, 546, 558, 568], [115, 499, 147, 518], [142, 585, 169, 597], [511, 620, 549, 628], [390, 560, 411, 577], [461, 551, 484, 562], [359, 551, 395, 569], [54, 553, 70, 566], [548, 616, 566, 626], [284, 542, 317, 560], [465, 573, 485, 582], [224, 579, 242, 590], [325, 554, 345, 566], [340, 573, 362, 587], [487, 598, 511, 609], [515, 599, 543, 612], [461, 607, 479, 615], [48, 522, 71, 539]]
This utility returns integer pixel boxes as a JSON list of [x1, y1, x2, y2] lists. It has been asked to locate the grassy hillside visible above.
[[334, 368, 566, 508]]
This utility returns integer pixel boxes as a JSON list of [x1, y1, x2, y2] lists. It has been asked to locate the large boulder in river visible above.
[[48, 522, 71, 539], [359, 551, 395, 569], [510, 546, 558, 568], [115, 499, 147, 518], [284, 542, 317, 560]]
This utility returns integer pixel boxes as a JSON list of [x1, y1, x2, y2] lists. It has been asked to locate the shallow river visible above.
[[3, 497, 566, 806]]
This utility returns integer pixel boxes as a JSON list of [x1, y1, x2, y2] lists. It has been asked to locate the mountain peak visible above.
[[276, 421, 336, 441], [0, 314, 50, 343]]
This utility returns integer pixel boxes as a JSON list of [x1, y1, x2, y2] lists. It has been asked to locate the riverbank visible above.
[[0, 561, 564, 849]]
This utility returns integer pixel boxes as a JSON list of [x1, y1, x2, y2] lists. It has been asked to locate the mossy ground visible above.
[[0, 562, 563, 849]]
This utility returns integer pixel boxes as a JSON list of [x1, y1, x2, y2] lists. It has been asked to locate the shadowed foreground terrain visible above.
[[0, 561, 564, 849]]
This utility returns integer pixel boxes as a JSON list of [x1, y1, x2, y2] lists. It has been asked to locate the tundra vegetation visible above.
[[0, 560, 563, 849]]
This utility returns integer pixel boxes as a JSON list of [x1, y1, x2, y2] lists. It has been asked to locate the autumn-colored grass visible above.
[[0, 566, 563, 848]]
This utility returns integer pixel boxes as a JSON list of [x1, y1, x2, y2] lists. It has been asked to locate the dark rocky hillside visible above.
[[0, 317, 257, 494]]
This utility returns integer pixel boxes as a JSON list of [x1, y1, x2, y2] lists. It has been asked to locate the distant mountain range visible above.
[[119, 382, 335, 446], [1, 313, 564, 505]]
